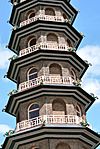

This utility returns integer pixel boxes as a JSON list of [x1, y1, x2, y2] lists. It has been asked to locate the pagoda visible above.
[[2, 0, 100, 148]]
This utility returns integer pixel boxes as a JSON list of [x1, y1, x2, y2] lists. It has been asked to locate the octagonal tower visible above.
[[2, 0, 100, 149]]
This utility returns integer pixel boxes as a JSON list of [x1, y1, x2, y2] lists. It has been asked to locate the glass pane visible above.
[[29, 104, 39, 110], [29, 73, 37, 80], [29, 13, 35, 18], [29, 68, 37, 74], [29, 110, 39, 119], [30, 38, 36, 46]]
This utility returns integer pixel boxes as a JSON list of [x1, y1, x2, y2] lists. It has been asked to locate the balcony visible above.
[[19, 43, 72, 57], [20, 14, 66, 27], [19, 75, 73, 91], [16, 115, 81, 132]]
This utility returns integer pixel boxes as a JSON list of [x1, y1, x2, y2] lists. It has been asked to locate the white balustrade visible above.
[[19, 44, 40, 56], [19, 43, 69, 57], [19, 76, 73, 91], [16, 116, 43, 131], [46, 115, 80, 124], [20, 14, 65, 27], [39, 15, 64, 22], [16, 115, 80, 132]]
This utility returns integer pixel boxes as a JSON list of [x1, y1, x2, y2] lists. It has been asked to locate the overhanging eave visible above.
[[2, 126, 100, 149], [8, 20, 83, 54], [5, 85, 95, 116], [7, 50, 88, 83]]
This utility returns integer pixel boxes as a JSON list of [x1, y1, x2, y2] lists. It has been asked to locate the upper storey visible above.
[[8, 0, 81, 55], [8, 21, 82, 55], [9, 0, 77, 27]]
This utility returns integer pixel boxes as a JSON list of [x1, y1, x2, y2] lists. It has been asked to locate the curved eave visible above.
[[2, 126, 100, 149], [10, 0, 77, 26], [5, 85, 95, 116], [7, 50, 88, 83], [8, 20, 83, 54]]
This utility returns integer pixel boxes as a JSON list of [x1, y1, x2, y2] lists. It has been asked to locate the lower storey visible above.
[[2, 127, 100, 149]]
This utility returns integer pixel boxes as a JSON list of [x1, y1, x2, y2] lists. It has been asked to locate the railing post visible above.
[[75, 115, 79, 124], [43, 115, 47, 124]]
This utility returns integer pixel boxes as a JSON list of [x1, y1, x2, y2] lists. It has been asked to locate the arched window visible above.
[[49, 63, 62, 76], [28, 37, 36, 47], [28, 12, 35, 19], [52, 99, 66, 115], [27, 10, 35, 19], [67, 39, 72, 47], [45, 8, 55, 16], [56, 142, 71, 149], [28, 68, 37, 80], [47, 33, 58, 43], [28, 103, 39, 119], [70, 68, 76, 80], [63, 13, 68, 20], [76, 104, 82, 117]]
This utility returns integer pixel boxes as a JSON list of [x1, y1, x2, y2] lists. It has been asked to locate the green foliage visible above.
[[8, 89, 18, 96], [73, 79, 81, 87], [8, 55, 18, 61], [4, 130, 14, 137], [90, 93, 99, 99], [67, 47, 76, 52], [80, 120, 89, 127], [84, 60, 92, 66], [2, 105, 7, 112]]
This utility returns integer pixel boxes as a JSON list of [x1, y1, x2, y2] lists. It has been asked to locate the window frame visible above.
[[27, 67, 37, 81], [76, 104, 82, 117], [28, 37, 36, 47], [28, 103, 39, 120]]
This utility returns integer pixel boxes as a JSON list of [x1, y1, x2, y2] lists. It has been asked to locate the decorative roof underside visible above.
[[2, 126, 100, 149], [5, 85, 95, 116], [7, 51, 88, 83], [10, 0, 76, 26], [8, 21, 83, 54]]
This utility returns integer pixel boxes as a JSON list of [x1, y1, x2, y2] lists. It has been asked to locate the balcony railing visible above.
[[19, 43, 71, 57], [20, 14, 66, 27], [16, 115, 81, 132], [19, 75, 73, 91]]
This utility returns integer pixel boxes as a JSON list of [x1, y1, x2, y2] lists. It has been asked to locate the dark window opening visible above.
[[28, 104, 39, 119]]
